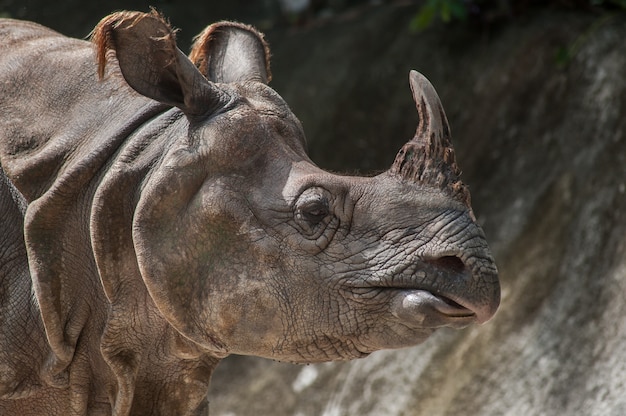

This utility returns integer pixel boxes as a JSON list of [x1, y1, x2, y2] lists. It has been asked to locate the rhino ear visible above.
[[91, 10, 230, 116], [189, 21, 272, 84]]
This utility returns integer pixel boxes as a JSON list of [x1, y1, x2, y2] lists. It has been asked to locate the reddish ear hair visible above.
[[91, 10, 172, 79], [91, 10, 229, 116], [190, 21, 272, 84]]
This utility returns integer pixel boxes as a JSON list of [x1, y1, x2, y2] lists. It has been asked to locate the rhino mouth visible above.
[[348, 284, 479, 329], [389, 289, 477, 330], [356, 255, 498, 326]]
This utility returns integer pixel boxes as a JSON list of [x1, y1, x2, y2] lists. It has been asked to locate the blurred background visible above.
[[2, 1, 625, 414]]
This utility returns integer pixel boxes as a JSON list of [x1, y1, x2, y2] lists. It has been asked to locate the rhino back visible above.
[[0, 18, 167, 200]]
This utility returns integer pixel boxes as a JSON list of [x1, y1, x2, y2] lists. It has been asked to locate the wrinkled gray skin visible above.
[[0, 11, 499, 416]]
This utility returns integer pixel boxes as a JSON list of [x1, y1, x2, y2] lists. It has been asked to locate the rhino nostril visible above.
[[428, 255, 466, 274]]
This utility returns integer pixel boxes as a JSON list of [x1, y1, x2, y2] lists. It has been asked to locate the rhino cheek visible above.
[[136, 241, 287, 355], [205, 281, 287, 354], [134, 203, 291, 355], [132, 175, 242, 352]]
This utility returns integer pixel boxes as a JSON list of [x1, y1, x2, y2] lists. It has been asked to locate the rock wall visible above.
[[208, 5, 626, 416]]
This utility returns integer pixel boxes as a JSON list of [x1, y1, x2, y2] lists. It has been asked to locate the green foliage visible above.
[[591, 0, 626, 7], [411, 0, 626, 32], [556, 13, 620, 67], [410, 0, 468, 31]]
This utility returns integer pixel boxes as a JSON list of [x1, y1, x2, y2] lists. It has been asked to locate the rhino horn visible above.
[[190, 21, 272, 84], [390, 70, 470, 205]]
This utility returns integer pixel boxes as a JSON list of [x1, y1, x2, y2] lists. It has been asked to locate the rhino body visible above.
[[0, 11, 499, 415]]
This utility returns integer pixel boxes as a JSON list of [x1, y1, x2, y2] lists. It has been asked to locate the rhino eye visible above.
[[300, 200, 329, 225], [294, 188, 332, 236]]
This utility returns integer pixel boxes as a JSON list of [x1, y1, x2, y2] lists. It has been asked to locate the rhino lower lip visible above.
[[390, 290, 476, 328]]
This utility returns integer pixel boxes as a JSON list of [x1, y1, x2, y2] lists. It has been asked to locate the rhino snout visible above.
[[421, 254, 500, 324], [379, 252, 499, 331]]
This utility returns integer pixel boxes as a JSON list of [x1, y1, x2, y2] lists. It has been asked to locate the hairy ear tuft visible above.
[[91, 10, 175, 80], [89, 10, 229, 117], [190, 21, 272, 84]]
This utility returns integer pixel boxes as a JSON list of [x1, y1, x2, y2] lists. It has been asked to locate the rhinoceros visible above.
[[0, 10, 500, 415]]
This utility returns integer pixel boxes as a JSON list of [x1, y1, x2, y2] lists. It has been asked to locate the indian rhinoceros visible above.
[[0, 10, 500, 415]]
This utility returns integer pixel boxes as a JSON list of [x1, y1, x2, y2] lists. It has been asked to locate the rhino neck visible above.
[[87, 109, 226, 415], [4, 99, 168, 376], [1, 90, 219, 411], [0, 167, 51, 399], [105, 327, 220, 416]]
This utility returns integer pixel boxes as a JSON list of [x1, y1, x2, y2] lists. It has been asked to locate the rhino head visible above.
[[88, 11, 499, 365]]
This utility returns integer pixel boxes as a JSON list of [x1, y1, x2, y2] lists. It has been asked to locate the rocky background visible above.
[[2, 1, 625, 415]]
